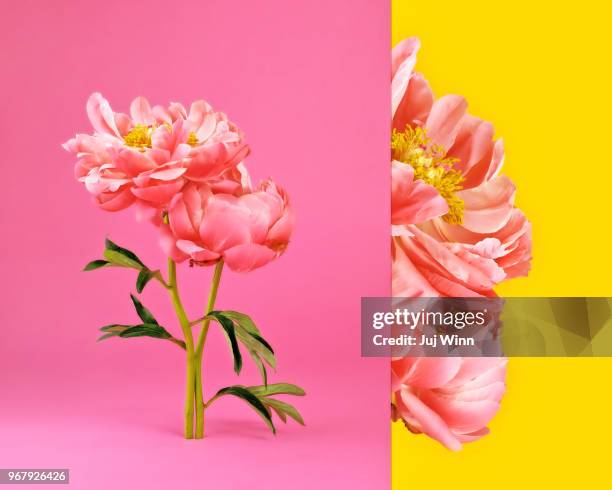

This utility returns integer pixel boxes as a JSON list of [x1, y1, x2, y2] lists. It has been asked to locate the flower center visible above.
[[124, 124, 152, 150], [187, 132, 199, 147], [392, 126, 465, 225]]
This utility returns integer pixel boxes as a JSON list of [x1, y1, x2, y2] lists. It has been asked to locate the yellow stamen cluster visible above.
[[392, 126, 465, 225], [124, 124, 152, 150], [187, 132, 199, 147]]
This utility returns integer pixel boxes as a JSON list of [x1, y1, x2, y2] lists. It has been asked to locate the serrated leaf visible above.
[[248, 383, 306, 397], [130, 294, 158, 325], [136, 269, 156, 293], [215, 386, 275, 434], [209, 312, 243, 374], [118, 323, 171, 339], [83, 260, 110, 271], [262, 398, 305, 425]]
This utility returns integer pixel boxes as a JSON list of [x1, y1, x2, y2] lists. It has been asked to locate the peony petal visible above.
[[397, 389, 462, 451], [86, 92, 121, 137], [131, 180, 185, 205], [392, 160, 448, 225], [393, 74, 434, 130], [458, 175, 516, 234], [168, 191, 200, 242], [115, 148, 157, 176], [159, 223, 189, 262], [391, 37, 420, 117], [425, 95, 467, 150], [401, 357, 462, 389], [176, 240, 220, 262], [223, 243, 277, 273], [130, 96, 154, 125], [95, 188, 135, 211]]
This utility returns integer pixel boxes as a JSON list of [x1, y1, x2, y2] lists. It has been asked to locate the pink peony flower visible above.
[[63, 93, 249, 212], [391, 38, 531, 297], [392, 357, 507, 451], [160, 180, 294, 272]]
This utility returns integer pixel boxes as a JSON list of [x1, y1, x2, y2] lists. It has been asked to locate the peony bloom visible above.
[[392, 357, 507, 451], [160, 180, 294, 272], [63, 93, 249, 212], [391, 38, 531, 297]]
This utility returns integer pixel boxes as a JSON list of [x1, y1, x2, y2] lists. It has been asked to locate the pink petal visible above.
[[159, 223, 188, 262], [391, 37, 420, 117], [95, 188, 135, 211], [86, 92, 121, 137], [402, 358, 462, 389], [130, 96, 154, 125], [176, 240, 220, 262], [198, 195, 253, 251], [392, 160, 448, 225], [223, 243, 277, 272], [115, 148, 157, 176], [393, 74, 434, 130], [458, 175, 516, 234], [425, 95, 467, 150], [446, 115, 495, 179], [397, 389, 462, 451], [131, 180, 185, 205], [168, 191, 200, 242], [418, 390, 500, 434]]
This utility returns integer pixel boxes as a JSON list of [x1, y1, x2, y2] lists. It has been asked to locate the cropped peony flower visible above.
[[160, 180, 294, 272], [391, 38, 531, 296], [63, 93, 249, 212], [392, 357, 507, 451]]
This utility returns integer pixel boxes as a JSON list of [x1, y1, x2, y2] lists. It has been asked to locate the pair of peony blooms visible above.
[[390, 38, 532, 450], [63, 93, 293, 273]]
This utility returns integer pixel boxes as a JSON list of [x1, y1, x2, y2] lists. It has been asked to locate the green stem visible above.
[[194, 260, 224, 439], [167, 257, 196, 439]]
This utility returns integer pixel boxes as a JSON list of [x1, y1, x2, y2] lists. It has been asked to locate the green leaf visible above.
[[103, 250, 142, 269], [252, 355, 268, 386], [118, 323, 171, 339], [248, 383, 306, 397], [103, 238, 146, 270], [234, 327, 276, 369], [98, 323, 177, 343], [219, 311, 261, 334], [268, 404, 287, 423], [209, 312, 243, 374], [262, 398, 305, 426], [99, 324, 132, 333], [215, 311, 276, 369], [136, 269, 156, 293], [130, 294, 159, 325], [247, 331, 274, 354], [83, 259, 110, 271], [215, 386, 276, 434]]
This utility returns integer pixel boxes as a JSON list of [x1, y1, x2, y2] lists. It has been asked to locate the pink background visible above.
[[0, 0, 389, 488]]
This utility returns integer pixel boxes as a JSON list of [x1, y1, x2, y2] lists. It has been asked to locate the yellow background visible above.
[[392, 0, 612, 487]]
